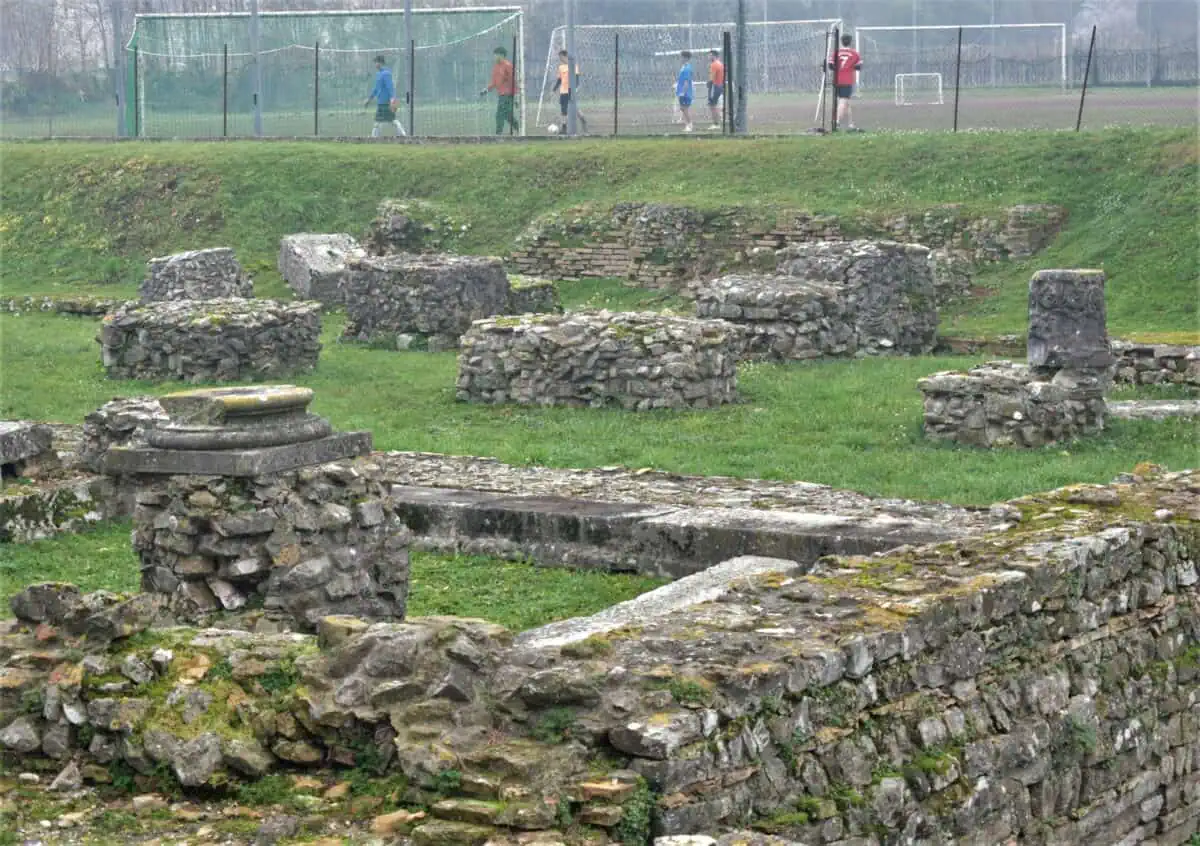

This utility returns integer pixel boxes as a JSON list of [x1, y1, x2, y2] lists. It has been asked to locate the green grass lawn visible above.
[[1, 128, 1196, 335], [0, 521, 666, 630], [1, 311, 1195, 506]]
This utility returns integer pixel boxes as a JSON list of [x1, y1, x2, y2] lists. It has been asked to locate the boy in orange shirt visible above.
[[480, 46, 519, 135], [706, 49, 725, 130]]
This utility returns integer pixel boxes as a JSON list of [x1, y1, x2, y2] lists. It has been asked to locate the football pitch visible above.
[[1, 84, 1194, 139]]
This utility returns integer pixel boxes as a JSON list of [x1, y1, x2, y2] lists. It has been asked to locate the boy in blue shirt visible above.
[[676, 51, 694, 133], [364, 55, 406, 137]]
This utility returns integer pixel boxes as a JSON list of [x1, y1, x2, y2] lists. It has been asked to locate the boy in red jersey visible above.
[[828, 34, 862, 130]]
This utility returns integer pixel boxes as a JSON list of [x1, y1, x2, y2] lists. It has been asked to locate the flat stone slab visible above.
[[387, 485, 968, 579], [101, 432, 372, 477], [0, 422, 54, 465], [517, 555, 808, 649], [1107, 399, 1200, 421]]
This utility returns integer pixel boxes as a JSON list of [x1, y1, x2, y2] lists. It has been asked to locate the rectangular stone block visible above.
[[1027, 269, 1113, 371], [102, 432, 372, 477]]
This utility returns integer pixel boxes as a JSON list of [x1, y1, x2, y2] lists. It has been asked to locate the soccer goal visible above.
[[534, 19, 840, 132], [125, 7, 524, 138], [895, 73, 944, 105], [854, 23, 1067, 93]]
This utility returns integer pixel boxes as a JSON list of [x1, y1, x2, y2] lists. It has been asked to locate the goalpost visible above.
[[895, 73, 944, 105], [126, 6, 525, 137], [854, 23, 1067, 95], [534, 19, 840, 132]]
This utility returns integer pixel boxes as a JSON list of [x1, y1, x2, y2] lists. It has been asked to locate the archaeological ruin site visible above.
[[1, 175, 1197, 846]]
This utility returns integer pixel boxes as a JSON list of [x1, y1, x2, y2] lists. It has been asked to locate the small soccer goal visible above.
[[895, 73, 944, 105]]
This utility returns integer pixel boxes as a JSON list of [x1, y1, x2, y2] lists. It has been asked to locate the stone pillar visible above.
[[104, 386, 409, 631], [1027, 269, 1113, 373]]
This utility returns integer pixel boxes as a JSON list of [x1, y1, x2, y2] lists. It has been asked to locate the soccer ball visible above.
[[546, 123, 560, 135]]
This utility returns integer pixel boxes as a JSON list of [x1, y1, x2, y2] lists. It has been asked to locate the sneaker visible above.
[[707, 124, 720, 131], [683, 124, 693, 133]]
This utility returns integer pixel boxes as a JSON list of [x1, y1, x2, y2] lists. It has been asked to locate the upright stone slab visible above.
[[106, 386, 408, 630], [140, 248, 253, 302], [1027, 269, 1113, 372], [278, 234, 364, 306]]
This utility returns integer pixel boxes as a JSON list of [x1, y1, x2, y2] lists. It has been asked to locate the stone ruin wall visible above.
[[1111, 341, 1200, 388], [0, 470, 1195, 846], [456, 311, 740, 410], [506, 203, 1068, 301], [695, 241, 939, 361], [132, 465, 411, 630], [339, 254, 512, 351], [139, 248, 254, 303], [98, 299, 322, 383]]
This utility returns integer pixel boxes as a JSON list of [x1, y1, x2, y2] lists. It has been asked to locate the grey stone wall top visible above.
[[0, 422, 54, 466], [140, 248, 253, 303]]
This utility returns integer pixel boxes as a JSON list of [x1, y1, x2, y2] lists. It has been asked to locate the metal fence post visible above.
[[133, 46, 140, 137], [722, 31, 732, 134], [734, 0, 747, 133], [830, 26, 839, 133], [512, 34, 518, 136], [613, 33, 620, 136], [314, 43, 320, 137], [1076, 25, 1097, 131], [409, 39, 416, 136], [953, 26, 963, 132], [222, 44, 228, 138]]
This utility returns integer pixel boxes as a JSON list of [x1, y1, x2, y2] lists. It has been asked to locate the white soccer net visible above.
[[855, 24, 1067, 92], [535, 19, 839, 131], [895, 73, 944, 105]]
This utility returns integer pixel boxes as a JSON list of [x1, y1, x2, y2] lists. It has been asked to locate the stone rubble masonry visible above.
[[365, 199, 469, 256], [0, 477, 118, 543], [98, 299, 322, 383], [0, 421, 57, 476], [506, 275, 562, 317], [0, 468, 1195, 846], [340, 253, 510, 351], [1111, 340, 1200, 388], [456, 311, 740, 411], [1, 295, 125, 317], [139, 248, 254, 303], [918, 361, 1109, 448], [506, 202, 1068, 300], [696, 241, 938, 360], [78, 397, 170, 474], [277, 233, 365, 307], [131, 462, 410, 630], [1027, 269, 1114, 372]]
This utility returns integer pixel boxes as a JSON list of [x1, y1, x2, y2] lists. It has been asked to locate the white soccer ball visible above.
[[546, 123, 560, 135]]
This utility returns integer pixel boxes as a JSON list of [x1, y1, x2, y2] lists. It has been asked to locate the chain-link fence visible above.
[[1, 4, 1196, 139]]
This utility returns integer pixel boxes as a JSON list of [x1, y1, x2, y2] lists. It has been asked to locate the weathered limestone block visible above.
[[341, 253, 510, 349], [774, 240, 939, 355], [278, 233, 364, 306], [98, 299, 321, 383], [1027, 269, 1113, 372], [505, 276, 562, 316], [918, 361, 1107, 447], [694, 275, 857, 361], [1109, 340, 1200, 387], [139, 248, 253, 303], [0, 477, 116, 543], [0, 421, 56, 476], [457, 311, 739, 410], [365, 199, 467, 255]]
